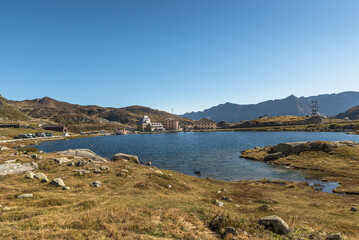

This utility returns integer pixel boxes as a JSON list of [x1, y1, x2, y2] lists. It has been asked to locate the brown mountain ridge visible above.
[[9, 97, 193, 126]]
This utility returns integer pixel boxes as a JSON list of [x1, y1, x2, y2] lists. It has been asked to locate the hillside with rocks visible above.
[[10, 97, 193, 126], [182, 91, 359, 122], [336, 105, 359, 120], [0, 95, 31, 122]]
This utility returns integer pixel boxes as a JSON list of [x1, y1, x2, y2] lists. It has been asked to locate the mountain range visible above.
[[181, 91, 359, 123], [8, 96, 193, 126]]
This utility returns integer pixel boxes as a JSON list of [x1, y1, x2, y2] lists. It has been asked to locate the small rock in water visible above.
[[50, 178, 66, 187], [17, 193, 33, 199], [90, 181, 102, 187], [215, 200, 224, 207]]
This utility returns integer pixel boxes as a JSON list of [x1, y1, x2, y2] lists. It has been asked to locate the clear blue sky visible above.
[[1, 0, 358, 114]]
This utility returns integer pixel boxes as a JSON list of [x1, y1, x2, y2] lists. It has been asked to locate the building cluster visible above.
[[137, 115, 217, 132]]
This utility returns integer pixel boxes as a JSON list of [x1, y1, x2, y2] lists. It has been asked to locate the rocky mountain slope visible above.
[[10, 97, 193, 126], [336, 105, 359, 120], [0, 95, 31, 122], [182, 91, 359, 122]]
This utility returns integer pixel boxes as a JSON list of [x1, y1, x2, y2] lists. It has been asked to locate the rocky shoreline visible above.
[[241, 141, 359, 195]]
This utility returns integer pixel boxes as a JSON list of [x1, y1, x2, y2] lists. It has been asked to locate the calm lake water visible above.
[[34, 131, 359, 193]]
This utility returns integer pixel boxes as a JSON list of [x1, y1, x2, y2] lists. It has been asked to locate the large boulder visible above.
[[271, 141, 337, 156], [258, 215, 290, 234], [264, 152, 282, 161], [111, 153, 139, 164], [0, 163, 34, 176], [57, 149, 107, 163]]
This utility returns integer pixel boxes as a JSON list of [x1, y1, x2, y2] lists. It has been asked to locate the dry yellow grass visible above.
[[0, 145, 359, 239]]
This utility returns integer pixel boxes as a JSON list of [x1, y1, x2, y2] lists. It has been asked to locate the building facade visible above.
[[137, 115, 164, 132], [193, 118, 217, 129], [163, 118, 179, 131]]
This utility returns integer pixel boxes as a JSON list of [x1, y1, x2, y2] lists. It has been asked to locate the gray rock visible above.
[[30, 154, 37, 159], [25, 171, 35, 179], [67, 162, 75, 166], [225, 227, 238, 236], [63, 186, 71, 190], [5, 160, 17, 163], [260, 204, 271, 211], [57, 149, 108, 162], [76, 161, 86, 167], [209, 215, 225, 231], [100, 165, 109, 171], [34, 173, 49, 182], [145, 162, 152, 165], [90, 181, 102, 187], [3, 206, 12, 211], [215, 200, 224, 207], [17, 193, 33, 199], [94, 169, 102, 174], [111, 153, 139, 164], [258, 215, 290, 234], [31, 161, 39, 169], [264, 152, 282, 161], [326, 233, 343, 240], [54, 158, 72, 164], [0, 163, 34, 176], [222, 196, 233, 202], [50, 178, 66, 187]]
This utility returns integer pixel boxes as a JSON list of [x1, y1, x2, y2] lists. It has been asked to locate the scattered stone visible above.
[[260, 204, 271, 211], [258, 215, 290, 234], [34, 173, 49, 182], [326, 233, 343, 240], [94, 169, 102, 174], [167, 185, 172, 189], [25, 171, 35, 179], [30, 154, 37, 159], [145, 162, 152, 165], [225, 227, 239, 236], [57, 149, 108, 162], [31, 161, 39, 169], [17, 193, 33, 199], [121, 169, 129, 173], [111, 153, 139, 164], [100, 165, 109, 171], [76, 161, 86, 167], [63, 186, 70, 190], [0, 204, 2, 207], [50, 178, 66, 187], [119, 172, 126, 176], [350, 207, 357, 212], [0, 146, 10, 151], [264, 152, 282, 161], [78, 171, 84, 176], [67, 162, 75, 166], [209, 215, 225, 231], [37, 156, 43, 160], [215, 200, 224, 207], [222, 196, 233, 202], [155, 170, 163, 175], [3, 206, 12, 211], [0, 163, 34, 176], [5, 160, 17, 163], [221, 188, 227, 192], [54, 158, 72, 164], [90, 181, 102, 187], [217, 190, 222, 194]]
